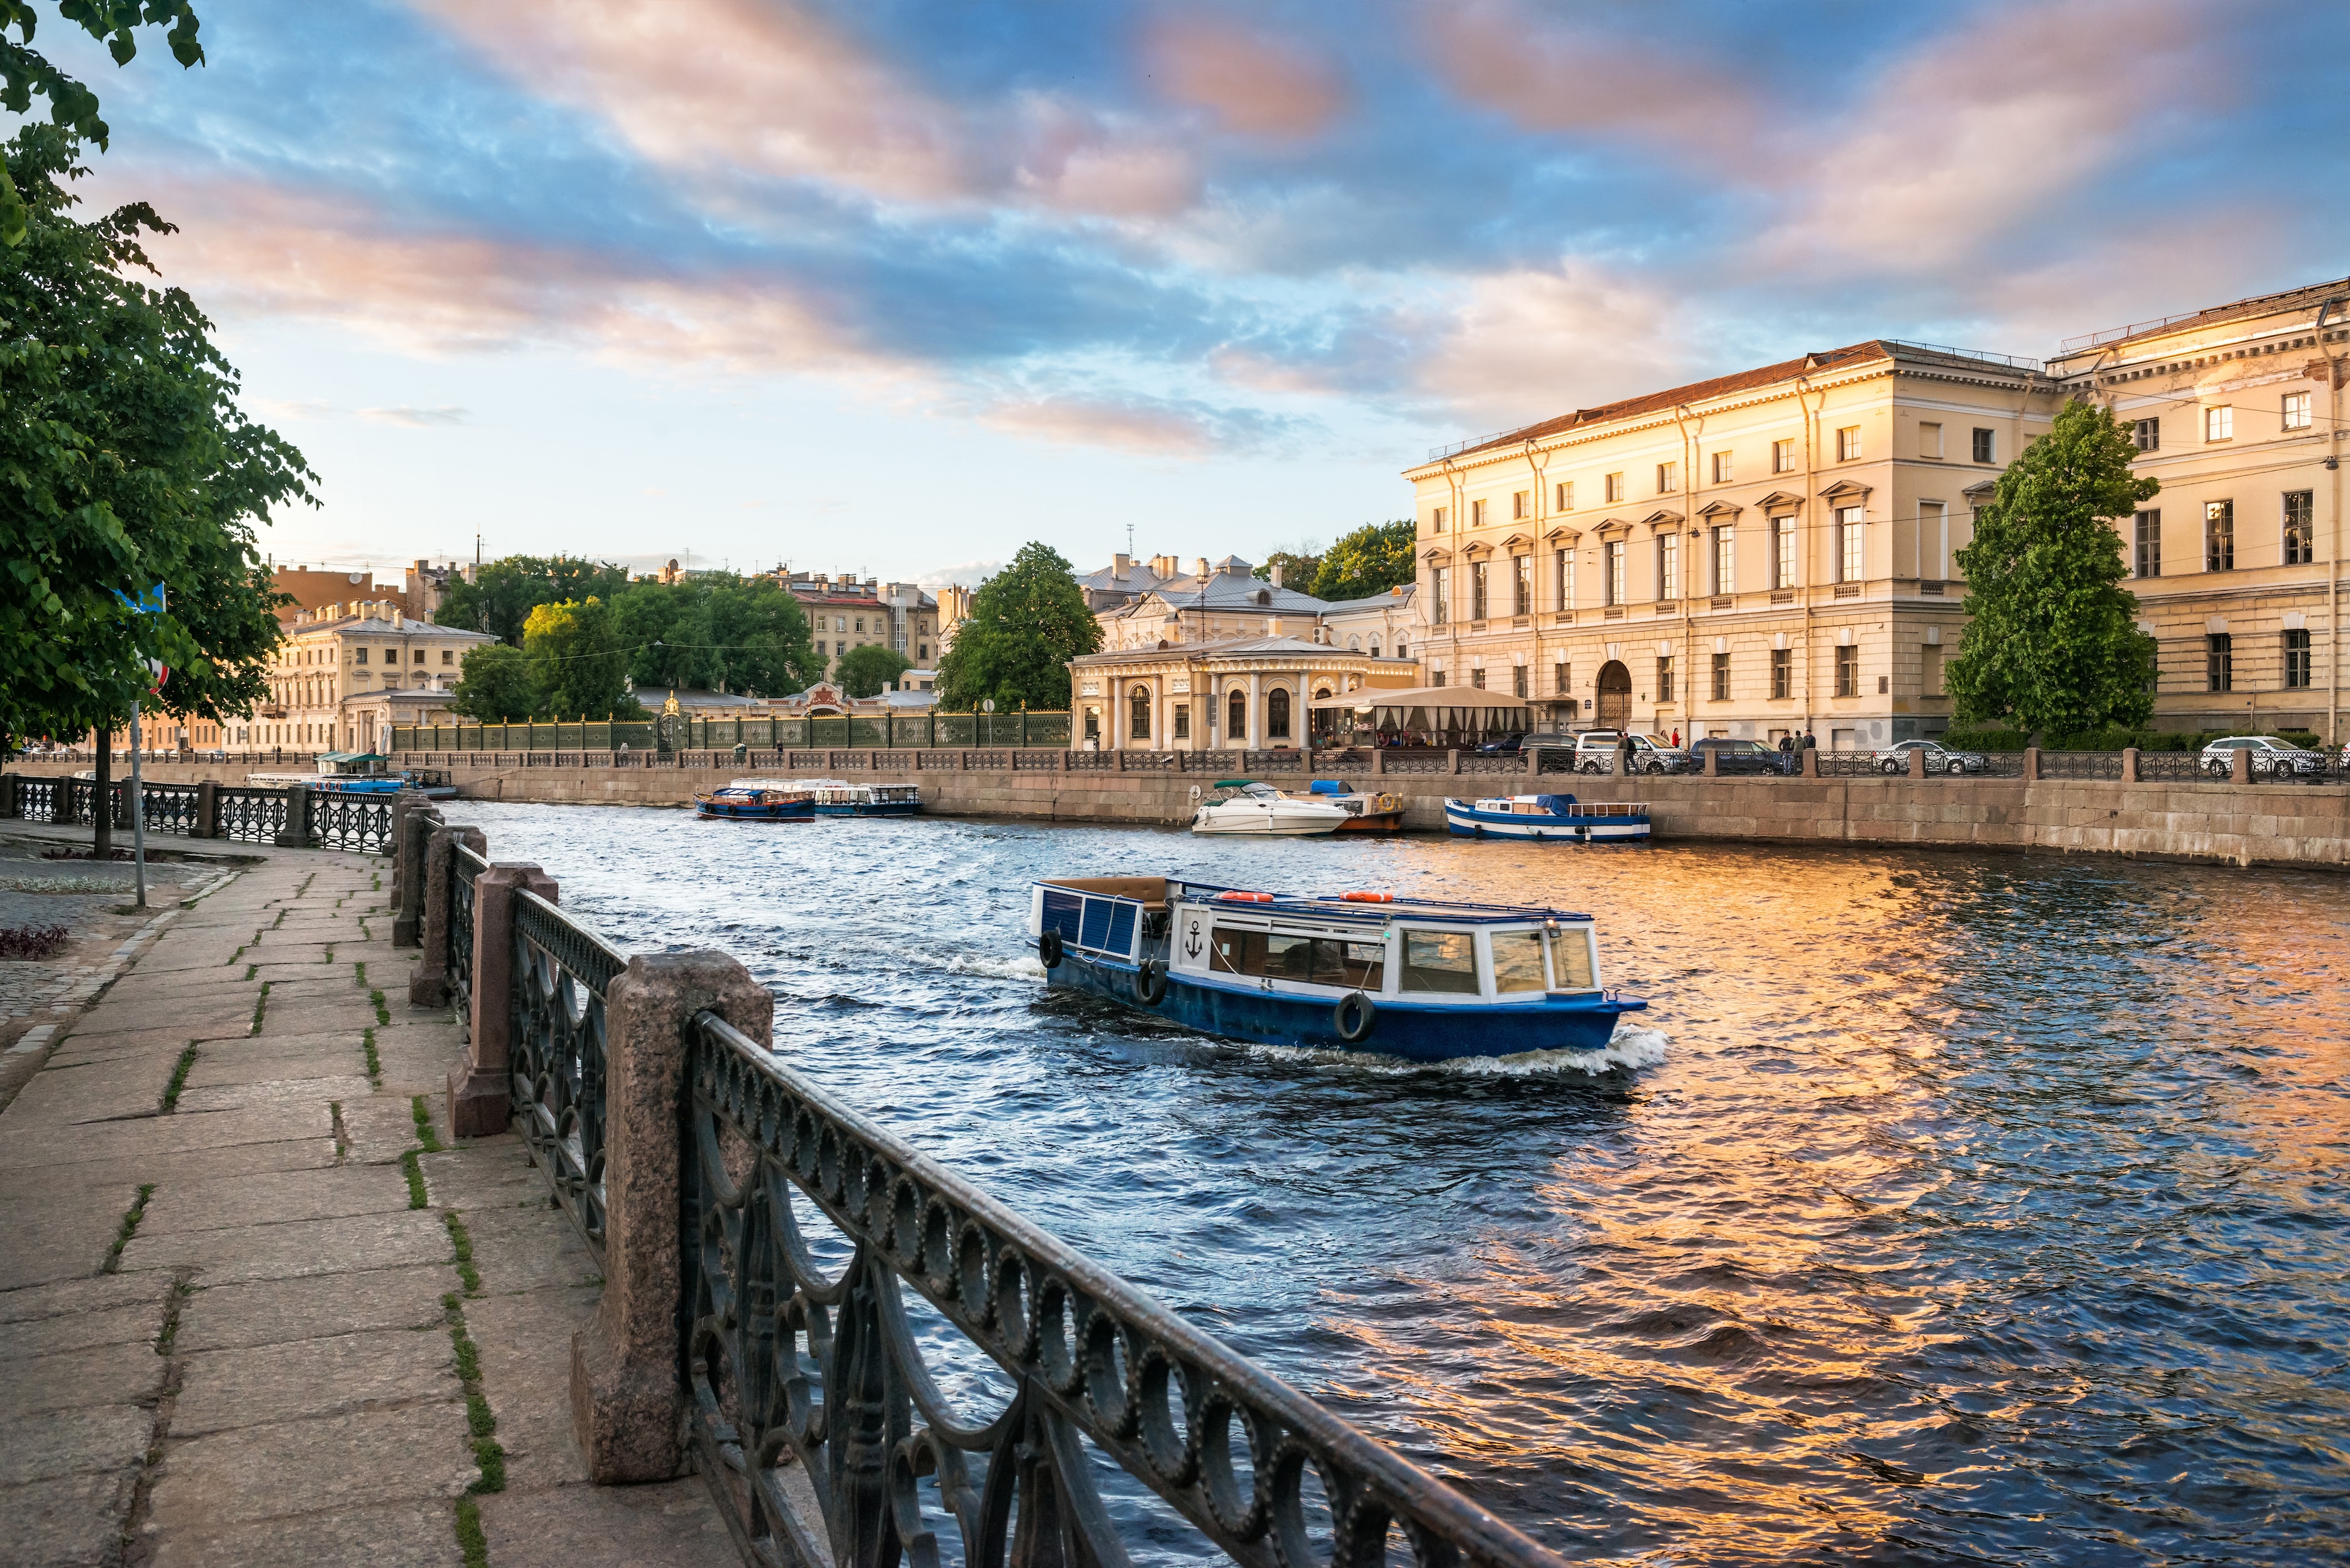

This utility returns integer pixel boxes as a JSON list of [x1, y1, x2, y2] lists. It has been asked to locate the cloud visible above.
[[976, 390, 1311, 456], [358, 405, 471, 428], [1145, 15, 1348, 138], [248, 397, 338, 422], [917, 558, 1001, 590]]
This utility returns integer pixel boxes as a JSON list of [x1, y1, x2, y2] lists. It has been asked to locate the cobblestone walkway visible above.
[[0, 836, 733, 1567]]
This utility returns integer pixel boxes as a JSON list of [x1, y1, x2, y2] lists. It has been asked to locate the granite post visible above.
[[571, 950, 771, 1483], [391, 791, 436, 946], [2231, 748, 2251, 785], [411, 824, 487, 1008], [1704, 746, 1720, 777], [1908, 746, 1926, 779], [447, 862, 559, 1138], [2123, 746, 2141, 785], [2026, 746, 2042, 782], [189, 779, 217, 838], [1801, 747, 1820, 778], [275, 784, 313, 848]]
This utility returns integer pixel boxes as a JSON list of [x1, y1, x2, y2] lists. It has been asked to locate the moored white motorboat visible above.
[[1188, 779, 1351, 836], [1443, 793, 1648, 842]]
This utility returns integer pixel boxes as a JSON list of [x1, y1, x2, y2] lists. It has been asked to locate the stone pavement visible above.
[[0, 830, 735, 1567]]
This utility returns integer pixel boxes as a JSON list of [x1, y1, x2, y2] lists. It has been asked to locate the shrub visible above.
[[0, 925, 71, 959]]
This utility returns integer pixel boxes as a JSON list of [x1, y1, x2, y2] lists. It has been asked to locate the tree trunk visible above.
[[93, 730, 113, 859]]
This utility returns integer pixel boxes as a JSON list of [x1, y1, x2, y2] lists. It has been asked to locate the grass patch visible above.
[[105, 1183, 156, 1273], [401, 1148, 428, 1208], [242, 962, 256, 981], [442, 1289, 506, 1498], [370, 989, 391, 1026], [412, 1095, 445, 1153], [455, 1497, 489, 1568], [331, 1101, 349, 1161], [363, 1027, 381, 1086], [249, 981, 271, 1035], [270, 908, 287, 929], [162, 1042, 199, 1112], [444, 1211, 481, 1295], [156, 1279, 191, 1357]]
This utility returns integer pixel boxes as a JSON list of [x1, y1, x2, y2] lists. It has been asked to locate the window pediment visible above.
[[1543, 526, 1579, 544], [1497, 532, 1533, 549], [1756, 491, 1805, 513], [1420, 546, 1452, 562], [1595, 516, 1634, 536], [1961, 480, 1997, 500], [1638, 509, 1685, 530], [1697, 499, 1743, 520], [1459, 539, 1495, 557], [1818, 479, 1871, 502]]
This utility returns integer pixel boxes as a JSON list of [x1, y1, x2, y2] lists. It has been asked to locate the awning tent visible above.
[[1302, 685, 1536, 741]]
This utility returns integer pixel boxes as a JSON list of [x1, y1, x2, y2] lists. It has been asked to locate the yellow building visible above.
[[1068, 636, 1399, 750], [1403, 340, 2059, 748], [247, 601, 498, 752], [2050, 277, 2347, 738]]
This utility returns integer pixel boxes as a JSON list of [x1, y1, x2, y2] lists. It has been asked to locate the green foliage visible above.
[[522, 597, 639, 720], [0, 3, 205, 246], [1946, 400, 2159, 738], [834, 642, 912, 698], [446, 644, 535, 722], [935, 542, 1102, 712], [439, 556, 628, 648], [650, 575, 817, 697], [0, 127, 312, 750], [1252, 547, 1323, 591], [1311, 520, 1417, 602]]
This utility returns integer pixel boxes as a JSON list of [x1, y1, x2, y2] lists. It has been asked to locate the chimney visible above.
[[1113, 552, 1131, 577], [1266, 616, 1280, 638], [1194, 557, 1209, 579], [1269, 563, 1284, 589]]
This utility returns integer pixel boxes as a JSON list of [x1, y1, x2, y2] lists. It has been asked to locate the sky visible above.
[[38, 0, 2350, 591]]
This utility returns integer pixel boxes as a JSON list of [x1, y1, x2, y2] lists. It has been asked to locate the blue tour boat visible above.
[[1029, 876, 1645, 1061], [694, 779, 816, 821], [1443, 793, 1649, 843], [800, 781, 923, 817]]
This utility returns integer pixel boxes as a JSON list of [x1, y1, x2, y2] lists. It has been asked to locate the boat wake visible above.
[[944, 952, 1049, 981], [1234, 1022, 1668, 1077]]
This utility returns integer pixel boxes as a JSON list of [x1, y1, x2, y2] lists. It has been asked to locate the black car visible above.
[[1689, 737, 1795, 775], [1474, 733, 1525, 755]]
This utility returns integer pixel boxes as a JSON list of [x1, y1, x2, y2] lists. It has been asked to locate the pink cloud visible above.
[[1145, 15, 1348, 138], [978, 397, 1220, 456]]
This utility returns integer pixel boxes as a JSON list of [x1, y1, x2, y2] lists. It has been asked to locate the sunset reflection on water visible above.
[[447, 803, 2350, 1564]]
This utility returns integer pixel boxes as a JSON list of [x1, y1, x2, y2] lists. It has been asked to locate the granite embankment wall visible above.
[[15, 756, 2348, 870]]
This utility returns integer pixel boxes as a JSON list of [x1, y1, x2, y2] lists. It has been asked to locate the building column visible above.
[[1152, 679, 1166, 753]]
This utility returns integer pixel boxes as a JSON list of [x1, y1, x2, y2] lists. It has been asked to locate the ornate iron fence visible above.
[[1813, 750, 1887, 777], [1244, 750, 1306, 773], [510, 890, 623, 1258], [139, 783, 203, 835], [216, 787, 289, 844], [1972, 752, 2029, 779], [451, 846, 485, 1027], [17, 777, 61, 822], [312, 793, 393, 854], [1457, 754, 1527, 775], [2036, 751, 2124, 781], [1384, 751, 1455, 775], [682, 1009, 1563, 1568]]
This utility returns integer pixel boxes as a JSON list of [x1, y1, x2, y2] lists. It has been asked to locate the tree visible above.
[[689, 578, 819, 696], [446, 644, 536, 722], [1, 3, 205, 246], [522, 598, 640, 719], [1311, 521, 1416, 602], [835, 643, 912, 698], [1253, 547, 1322, 591], [1946, 399, 2159, 738], [935, 542, 1102, 712], [440, 556, 628, 647]]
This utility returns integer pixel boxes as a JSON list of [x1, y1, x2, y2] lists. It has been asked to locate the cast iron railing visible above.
[[510, 889, 622, 1257], [2037, 751, 2124, 781], [451, 845, 485, 1033], [140, 783, 203, 835], [681, 1009, 1563, 1568], [1813, 750, 1887, 777], [2134, 750, 2209, 782], [215, 787, 289, 844], [17, 777, 60, 822], [312, 793, 393, 853]]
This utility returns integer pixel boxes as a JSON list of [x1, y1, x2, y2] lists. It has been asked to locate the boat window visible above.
[[1211, 928, 1384, 990], [1210, 927, 1264, 976], [1548, 926, 1596, 990], [1490, 930, 1549, 993], [1399, 930, 1478, 995]]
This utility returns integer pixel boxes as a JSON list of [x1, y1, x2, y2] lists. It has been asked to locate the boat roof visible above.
[[718, 779, 810, 789], [1039, 875, 1592, 925]]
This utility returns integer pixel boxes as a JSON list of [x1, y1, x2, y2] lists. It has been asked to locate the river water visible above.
[[444, 801, 2350, 1565]]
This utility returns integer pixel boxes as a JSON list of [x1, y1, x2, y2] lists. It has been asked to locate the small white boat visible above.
[[1188, 779, 1351, 837], [1444, 793, 1649, 843]]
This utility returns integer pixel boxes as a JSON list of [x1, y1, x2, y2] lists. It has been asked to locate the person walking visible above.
[[1777, 732, 1795, 774]]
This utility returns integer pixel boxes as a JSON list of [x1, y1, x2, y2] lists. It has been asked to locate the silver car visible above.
[[2200, 735, 2327, 779], [1871, 739, 1987, 775]]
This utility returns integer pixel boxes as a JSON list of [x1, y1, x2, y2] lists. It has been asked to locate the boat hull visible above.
[[695, 799, 816, 821], [1332, 810, 1404, 834], [1047, 952, 1638, 1061], [851, 800, 923, 816], [1190, 804, 1349, 836], [1443, 801, 1648, 842]]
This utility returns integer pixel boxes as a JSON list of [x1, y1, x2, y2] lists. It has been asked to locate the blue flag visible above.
[[112, 583, 167, 615]]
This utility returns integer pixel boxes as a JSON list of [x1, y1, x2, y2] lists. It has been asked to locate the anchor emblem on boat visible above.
[[1183, 921, 1203, 959]]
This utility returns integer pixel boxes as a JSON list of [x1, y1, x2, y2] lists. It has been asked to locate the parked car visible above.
[[1689, 737, 1794, 775], [1869, 739, 1987, 776], [1474, 733, 1526, 755], [1570, 731, 1622, 773], [2200, 735, 2329, 779], [1574, 732, 1691, 775]]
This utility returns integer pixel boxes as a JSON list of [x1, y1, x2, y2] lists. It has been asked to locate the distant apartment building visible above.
[[1088, 554, 1422, 662], [774, 573, 941, 691], [2049, 277, 2347, 736], [269, 564, 412, 624], [242, 601, 497, 752]]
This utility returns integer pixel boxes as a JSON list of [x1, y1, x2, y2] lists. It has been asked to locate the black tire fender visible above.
[[1333, 990, 1377, 1043], [1135, 959, 1168, 1006], [1038, 930, 1063, 969]]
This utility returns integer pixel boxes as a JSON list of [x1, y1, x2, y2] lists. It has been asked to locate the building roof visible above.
[[292, 610, 495, 639], [1137, 576, 1331, 614], [633, 686, 765, 711], [1317, 585, 1417, 613], [1072, 634, 1389, 668], [2056, 275, 2350, 358], [1421, 339, 2043, 468]]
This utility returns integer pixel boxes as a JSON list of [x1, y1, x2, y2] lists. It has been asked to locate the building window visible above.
[[1431, 567, 1449, 625], [2133, 510, 2161, 579], [1512, 665, 1527, 699], [1711, 526, 1734, 595], [1554, 660, 1570, 695], [1657, 534, 1679, 601], [2206, 633, 2232, 692], [1656, 461, 1678, 493], [1656, 656, 1673, 703], [1431, 507, 1446, 532], [1711, 450, 1734, 483], [919, 644, 929, 659], [2205, 405, 2232, 442], [1173, 703, 1190, 740], [1470, 667, 1486, 690], [1772, 438, 1795, 474], [354, 647, 368, 665], [1918, 422, 1942, 458], [2284, 491, 2314, 565], [1470, 560, 1489, 620], [1773, 516, 1797, 589], [835, 641, 847, 656], [1835, 644, 1859, 697], [2205, 500, 2234, 572], [1470, 498, 1487, 526], [1836, 506, 1864, 581], [1971, 428, 1995, 463], [441, 648, 455, 664], [1711, 652, 1730, 701], [1129, 687, 1150, 741], [2285, 629, 2312, 689], [2133, 417, 2159, 452], [1512, 490, 1530, 520], [412, 648, 425, 663], [1605, 472, 1625, 503], [2283, 391, 2312, 432], [1084, 707, 1100, 742], [1554, 550, 1573, 610], [1836, 426, 1861, 462], [1554, 481, 1573, 511], [1509, 554, 1530, 616], [1228, 689, 1246, 738], [1395, 640, 1406, 659], [1266, 689, 1290, 738], [1605, 541, 1626, 605]]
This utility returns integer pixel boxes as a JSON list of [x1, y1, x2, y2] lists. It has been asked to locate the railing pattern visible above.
[[1814, 750, 1890, 778], [17, 777, 60, 823], [510, 889, 624, 1259], [216, 787, 289, 844], [138, 783, 203, 835], [2133, 751, 2208, 783], [451, 846, 485, 1028], [312, 793, 393, 854], [2037, 750, 2124, 781], [681, 1010, 1560, 1568]]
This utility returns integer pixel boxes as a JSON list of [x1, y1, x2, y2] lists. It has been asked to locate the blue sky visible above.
[[44, 0, 2350, 588]]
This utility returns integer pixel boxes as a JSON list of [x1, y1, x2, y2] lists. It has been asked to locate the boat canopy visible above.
[[1303, 685, 1534, 712]]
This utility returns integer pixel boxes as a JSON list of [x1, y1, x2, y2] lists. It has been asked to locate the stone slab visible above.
[[144, 1402, 473, 1534], [419, 1138, 551, 1213], [0, 1341, 169, 1421], [0, 1184, 143, 1291], [0, 1105, 322, 1171], [148, 1500, 463, 1568], [182, 1046, 369, 1089], [343, 1096, 430, 1165], [175, 1263, 455, 1353], [256, 1001, 379, 1039], [140, 1164, 414, 1236], [464, 1286, 598, 1489], [477, 1477, 738, 1568], [0, 1138, 338, 1195], [460, 1204, 602, 1295], [0, 1468, 138, 1568], [119, 1210, 451, 1286], [0, 1300, 167, 1361], [0, 1270, 171, 1326], [171, 1074, 374, 1116], [174, 1328, 458, 1436], [0, 1404, 153, 1487]]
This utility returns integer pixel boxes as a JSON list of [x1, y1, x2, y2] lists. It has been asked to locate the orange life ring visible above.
[[1215, 890, 1274, 903], [1339, 891, 1394, 903]]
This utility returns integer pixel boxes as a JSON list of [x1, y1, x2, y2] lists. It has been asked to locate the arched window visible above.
[[1348, 634, 1361, 650], [1267, 687, 1291, 739], [1395, 640, 1407, 660], [1369, 638, 1381, 657], [1228, 688, 1246, 740], [1129, 685, 1151, 741]]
